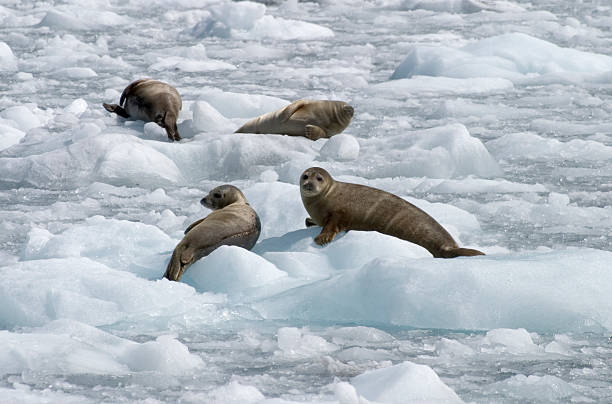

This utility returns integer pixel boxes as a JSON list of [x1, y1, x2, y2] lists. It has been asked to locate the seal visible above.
[[164, 185, 261, 281], [235, 99, 354, 140], [299, 167, 485, 258], [103, 78, 182, 141]]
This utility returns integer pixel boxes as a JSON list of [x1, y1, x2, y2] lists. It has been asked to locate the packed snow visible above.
[[1, 0, 611, 403]]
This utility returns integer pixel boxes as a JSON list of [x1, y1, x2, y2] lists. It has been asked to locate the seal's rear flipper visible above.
[[439, 247, 485, 258], [103, 103, 129, 118], [281, 99, 307, 122]]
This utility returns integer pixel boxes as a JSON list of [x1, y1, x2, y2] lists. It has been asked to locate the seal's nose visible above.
[[200, 197, 208, 206], [343, 105, 354, 117], [303, 182, 314, 191]]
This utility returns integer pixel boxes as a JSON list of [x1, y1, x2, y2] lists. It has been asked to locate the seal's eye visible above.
[[213, 193, 221, 198], [302, 175, 308, 180], [316, 176, 323, 182]]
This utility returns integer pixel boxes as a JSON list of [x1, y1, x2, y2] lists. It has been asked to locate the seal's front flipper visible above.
[[103, 103, 129, 118], [314, 218, 340, 246], [184, 218, 205, 235], [305, 217, 317, 227], [281, 100, 307, 122], [305, 125, 327, 140]]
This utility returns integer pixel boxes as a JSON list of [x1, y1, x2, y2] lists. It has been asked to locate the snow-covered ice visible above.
[[1, 0, 611, 402]]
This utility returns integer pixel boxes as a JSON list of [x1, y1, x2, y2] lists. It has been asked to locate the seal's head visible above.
[[201, 185, 247, 210], [300, 167, 333, 198]]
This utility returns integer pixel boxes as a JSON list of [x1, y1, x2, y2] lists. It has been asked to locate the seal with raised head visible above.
[[234, 99, 354, 140], [164, 185, 261, 281], [103, 78, 182, 141], [299, 167, 485, 258]]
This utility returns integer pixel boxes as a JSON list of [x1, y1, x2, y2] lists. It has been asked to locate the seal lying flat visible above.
[[235, 99, 354, 140], [103, 78, 182, 141], [164, 185, 261, 281], [299, 167, 485, 258]]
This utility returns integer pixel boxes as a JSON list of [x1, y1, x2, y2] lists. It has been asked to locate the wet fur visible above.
[[103, 78, 182, 141], [235, 99, 354, 140], [164, 186, 261, 281], [300, 167, 484, 258]]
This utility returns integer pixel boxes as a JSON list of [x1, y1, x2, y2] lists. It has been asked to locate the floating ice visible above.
[[0, 41, 17, 71], [181, 245, 288, 295], [191, 100, 236, 133], [146, 44, 235, 72], [0, 105, 42, 132], [485, 374, 579, 402], [198, 88, 289, 119], [351, 361, 464, 404], [191, 1, 334, 40], [374, 75, 514, 95], [256, 249, 612, 332], [276, 327, 338, 357], [487, 132, 612, 161], [319, 134, 360, 161], [391, 33, 612, 82], [53, 66, 97, 79], [37, 8, 130, 31], [397, 0, 525, 13], [358, 123, 501, 178], [481, 328, 541, 354], [0, 320, 202, 376], [22, 215, 175, 278]]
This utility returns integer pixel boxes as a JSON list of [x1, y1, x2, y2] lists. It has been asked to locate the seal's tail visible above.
[[449, 247, 485, 257], [436, 247, 485, 258]]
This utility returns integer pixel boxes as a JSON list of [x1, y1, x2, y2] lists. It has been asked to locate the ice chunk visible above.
[[143, 121, 168, 139], [319, 134, 360, 161], [53, 67, 97, 79], [399, 0, 525, 13], [485, 374, 578, 402], [391, 33, 612, 83], [374, 75, 514, 95], [202, 381, 265, 403], [0, 257, 228, 330], [0, 121, 25, 151], [359, 123, 501, 178], [256, 249, 612, 332], [0, 320, 202, 376], [191, 100, 235, 133], [1, 105, 42, 132], [37, 8, 130, 31], [22, 215, 175, 279], [487, 132, 612, 161], [63, 98, 88, 116], [191, 1, 333, 41], [481, 328, 541, 354], [276, 327, 338, 357], [0, 41, 17, 71], [198, 88, 289, 119], [351, 361, 464, 403], [182, 246, 288, 294], [123, 334, 204, 373]]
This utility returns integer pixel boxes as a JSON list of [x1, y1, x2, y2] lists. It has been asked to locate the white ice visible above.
[[1, 0, 611, 402]]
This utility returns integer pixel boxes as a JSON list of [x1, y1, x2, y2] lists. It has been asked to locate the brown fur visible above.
[[300, 167, 484, 258], [164, 185, 261, 281], [103, 78, 182, 141], [235, 99, 354, 140]]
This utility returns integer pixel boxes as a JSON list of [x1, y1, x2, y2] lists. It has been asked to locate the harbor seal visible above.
[[299, 167, 485, 258], [234, 99, 354, 140], [164, 185, 261, 281], [103, 78, 182, 141]]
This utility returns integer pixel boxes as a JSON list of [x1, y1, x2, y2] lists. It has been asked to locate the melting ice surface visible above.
[[1, 0, 611, 402]]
